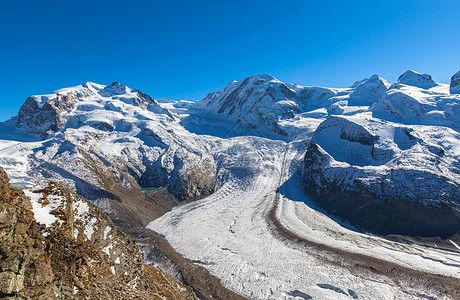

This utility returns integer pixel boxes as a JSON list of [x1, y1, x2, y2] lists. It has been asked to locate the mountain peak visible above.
[[350, 74, 387, 88], [99, 82, 128, 97], [249, 74, 278, 82], [245, 74, 280, 86], [367, 74, 385, 82], [347, 74, 389, 106], [394, 70, 436, 89]]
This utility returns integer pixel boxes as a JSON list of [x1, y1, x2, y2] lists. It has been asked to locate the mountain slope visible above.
[[0, 166, 197, 299]]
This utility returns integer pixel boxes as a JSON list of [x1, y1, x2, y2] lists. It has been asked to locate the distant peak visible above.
[[350, 78, 368, 88], [252, 74, 276, 80], [348, 74, 389, 106], [350, 74, 389, 89], [395, 70, 436, 89], [367, 74, 381, 81], [249, 74, 278, 82], [364, 75, 389, 87], [83, 81, 103, 90], [398, 70, 422, 80], [99, 81, 127, 96]]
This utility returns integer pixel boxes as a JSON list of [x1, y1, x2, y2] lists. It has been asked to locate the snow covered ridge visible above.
[[179, 70, 460, 140]]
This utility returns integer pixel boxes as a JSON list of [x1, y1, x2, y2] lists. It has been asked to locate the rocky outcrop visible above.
[[0, 166, 197, 299], [16, 96, 66, 137], [0, 167, 55, 299], [450, 71, 460, 94], [314, 116, 378, 146], [167, 150, 220, 201], [16, 87, 93, 137]]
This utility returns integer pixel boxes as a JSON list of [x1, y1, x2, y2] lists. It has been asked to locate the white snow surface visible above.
[[24, 189, 59, 227], [103, 226, 111, 240]]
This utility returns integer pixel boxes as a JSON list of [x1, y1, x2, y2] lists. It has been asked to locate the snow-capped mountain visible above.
[[304, 70, 460, 237], [5, 81, 219, 204], [1, 70, 460, 299], [173, 73, 392, 139], [372, 71, 460, 127]]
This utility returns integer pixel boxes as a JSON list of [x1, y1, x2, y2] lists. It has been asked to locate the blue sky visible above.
[[1, 0, 460, 121]]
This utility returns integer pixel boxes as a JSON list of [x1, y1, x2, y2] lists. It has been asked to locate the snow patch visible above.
[[103, 242, 114, 256], [83, 217, 97, 241], [103, 226, 111, 240], [24, 189, 66, 227]]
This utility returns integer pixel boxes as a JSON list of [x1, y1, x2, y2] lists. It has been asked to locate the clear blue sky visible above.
[[1, 0, 460, 121]]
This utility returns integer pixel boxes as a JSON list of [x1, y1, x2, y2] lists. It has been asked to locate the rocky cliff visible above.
[[0, 166, 197, 299]]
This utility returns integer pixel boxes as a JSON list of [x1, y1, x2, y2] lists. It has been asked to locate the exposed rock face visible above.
[[0, 167, 197, 299], [16, 88, 92, 137], [167, 150, 220, 201], [315, 116, 379, 146], [450, 71, 460, 94]]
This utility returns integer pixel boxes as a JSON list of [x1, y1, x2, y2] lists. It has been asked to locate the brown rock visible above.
[[0, 166, 197, 299]]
